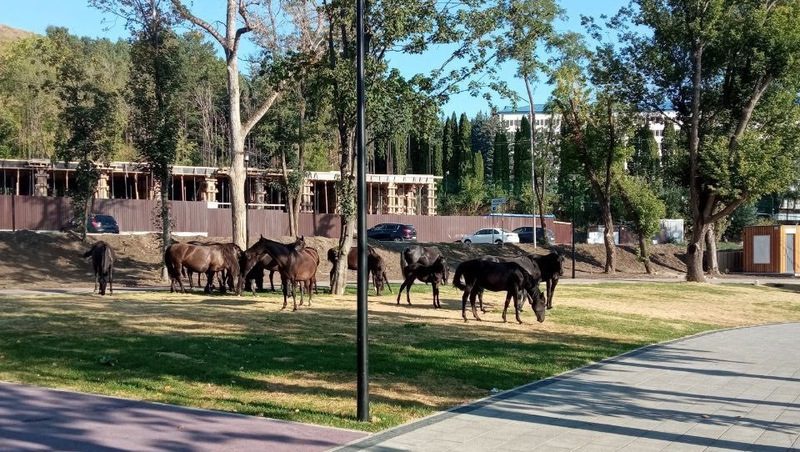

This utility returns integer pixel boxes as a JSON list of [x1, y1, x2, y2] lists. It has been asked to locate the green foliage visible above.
[[512, 116, 531, 198], [455, 113, 472, 191], [470, 112, 501, 184], [492, 131, 510, 192], [628, 124, 660, 184], [723, 203, 759, 242], [617, 176, 666, 240]]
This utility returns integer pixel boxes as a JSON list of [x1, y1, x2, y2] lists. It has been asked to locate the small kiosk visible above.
[[743, 225, 799, 275]]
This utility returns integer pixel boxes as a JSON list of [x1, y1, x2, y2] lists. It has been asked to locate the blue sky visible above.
[[2, 0, 627, 117]]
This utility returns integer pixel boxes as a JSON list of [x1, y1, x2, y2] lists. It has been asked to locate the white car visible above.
[[461, 228, 520, 245]]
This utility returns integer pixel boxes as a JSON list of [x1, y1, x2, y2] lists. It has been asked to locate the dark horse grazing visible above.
[[475, 255, 543, 313], [184, 241, 242, 291], [531, 251, 564, 309], [396, 256, 449, 308], [327, 246, 391, 295], [165, 242, 240, 293], [453, 259, 546, 324], [83, 241, 115, 295], [239, 236, 319, 310], [401, 245, 442, 271]]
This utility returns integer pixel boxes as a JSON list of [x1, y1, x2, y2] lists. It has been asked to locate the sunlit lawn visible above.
[[0, 282, 799, 432]]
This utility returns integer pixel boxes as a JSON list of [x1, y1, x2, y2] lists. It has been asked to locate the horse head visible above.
[[293, 236, 307, 252], [527, 286, 547, 323]]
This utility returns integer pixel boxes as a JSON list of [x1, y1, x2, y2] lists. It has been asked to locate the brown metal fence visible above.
[[0, 196, 573, 244]]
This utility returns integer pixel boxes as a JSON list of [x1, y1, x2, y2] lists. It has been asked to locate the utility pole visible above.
[[355, 0, 369, 423]]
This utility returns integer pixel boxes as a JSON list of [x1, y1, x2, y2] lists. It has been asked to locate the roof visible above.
[[497, 104, 549, 114]]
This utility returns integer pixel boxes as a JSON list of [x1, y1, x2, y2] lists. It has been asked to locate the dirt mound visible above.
[[0, 231, 687, 289]]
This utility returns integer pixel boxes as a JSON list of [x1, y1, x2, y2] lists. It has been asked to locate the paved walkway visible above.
[[0, 383, 365, 451], [339, 323, 800, 451]]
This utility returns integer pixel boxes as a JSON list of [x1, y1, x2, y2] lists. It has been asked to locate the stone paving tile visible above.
[[339, 324, 800, 452]]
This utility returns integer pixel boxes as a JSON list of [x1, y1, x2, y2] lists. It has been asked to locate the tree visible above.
[[48, 28, 121, 240], [616, 176, 666, 274], [550, 33, 635, 273], [493, 130, 510, 192], [170, 0, 315, 249], [455, 113, 472, 191], [471, 112, 501, 184], [620, 0, 800, 282], [629, 124, 660, 184], [97, 0, 185, 277], [512, 116, 531, 199]]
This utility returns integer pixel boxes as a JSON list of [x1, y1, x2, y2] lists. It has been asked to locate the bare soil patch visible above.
[[0, 230, 687, 289]]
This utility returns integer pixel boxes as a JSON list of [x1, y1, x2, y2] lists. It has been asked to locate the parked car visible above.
[[60, 214, 120, 234], [461, 228, 520, 245], [366, 223, 417, 242], [512, 226, 555, 244]]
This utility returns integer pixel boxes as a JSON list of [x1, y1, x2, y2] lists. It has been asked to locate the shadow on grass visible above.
[[0, 294, 719, 432]]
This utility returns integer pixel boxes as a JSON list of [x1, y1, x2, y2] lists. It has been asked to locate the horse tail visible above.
[[164, 246, 178, 280], [452, 262, 467, 291], [400, 249, 408, 278]]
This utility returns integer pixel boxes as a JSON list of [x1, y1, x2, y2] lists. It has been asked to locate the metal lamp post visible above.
[[355, 0, 369, 423], [570, 174, 577, 279], [244, 153, 250, 247]]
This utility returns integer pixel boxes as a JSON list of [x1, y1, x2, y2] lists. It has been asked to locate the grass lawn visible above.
[[0, 282, 799, 432]]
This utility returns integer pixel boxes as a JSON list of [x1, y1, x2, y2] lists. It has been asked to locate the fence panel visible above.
[[94, 198, 156, 232], [0, 196, 12, 229], [12, 196, 71, 231], [170, 201, 208, 234], [717, 250, 743, 273]]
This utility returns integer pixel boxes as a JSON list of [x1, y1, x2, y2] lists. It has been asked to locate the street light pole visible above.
[[244, 153, 250, 247], [355, 0, 369, 423], [570, 175, 576, 279]]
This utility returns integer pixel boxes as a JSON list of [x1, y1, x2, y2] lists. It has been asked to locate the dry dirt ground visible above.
[[0, 231, 688, 289]]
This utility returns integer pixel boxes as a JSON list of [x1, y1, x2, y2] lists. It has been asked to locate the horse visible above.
[[83, 241, 115, 295], [244, 256, 280, 294], [474, 255, 544, 313], [396, 256, 449, 308], [185, 241, 238, 290], [453, 259, 546, 324], [400, 245, 442, 277], [240, 236, 318, 310], [327, 246, 391, 295], [164, 242, 240, 294], [530, 251, 565, 309]]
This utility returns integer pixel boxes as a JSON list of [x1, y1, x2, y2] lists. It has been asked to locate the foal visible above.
[[396, 256, 449, 308]]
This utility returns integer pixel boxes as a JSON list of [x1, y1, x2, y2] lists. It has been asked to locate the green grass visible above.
[[0, 282, 798, 431]]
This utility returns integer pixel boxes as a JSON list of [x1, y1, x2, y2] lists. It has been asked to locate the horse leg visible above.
[[478, 288, 487, 313], [109, 267, 113, 295], [469, 289, 482, 321], [292, 280, 298, 312], [461, 286, 470, 322], [406, 279, 414, 305], [547, 278, 558, 309], [299, 279, 305, 306], [432, 282, 440, 309], [514, 290, 523, 324], [269, 270, 276, 292], [396, 279, 408, 305], [306, 280, 313, 306], [502, 292, 512, 323]]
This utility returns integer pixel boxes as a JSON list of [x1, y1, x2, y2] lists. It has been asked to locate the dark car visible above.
[[61, 214, 120, 234], [367, 223, 417, 242], [512, 226, 555, 245]]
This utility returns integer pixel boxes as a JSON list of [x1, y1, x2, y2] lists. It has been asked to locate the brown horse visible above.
[[83, 241, 115, 295], [453, 259, 546, 324], [396, 256, 448, 308], [327, 246, 391, 295], [184, 241, 240, 291], [165, 242, 240, 294], [239, 236, 318, 310]]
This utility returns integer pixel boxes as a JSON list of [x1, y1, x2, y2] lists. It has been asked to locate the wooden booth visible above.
[[743, 225, 800, 275]]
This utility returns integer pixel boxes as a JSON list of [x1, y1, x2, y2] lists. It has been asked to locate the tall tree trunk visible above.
[[705, 222, 719, 276], [639, 234, 653, 275], [685, 42, 705, 282], [331, 128, 356, 295], [160, 174, 171, 280], [601, 196, 616, 274], [227, 53, 247, 249], [524, 75, 538, 248]]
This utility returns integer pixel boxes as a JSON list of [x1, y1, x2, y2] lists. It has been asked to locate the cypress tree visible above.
[[456, 113, 472, 191], [513, 116, 531, 197], [493, 131, 510, 192]]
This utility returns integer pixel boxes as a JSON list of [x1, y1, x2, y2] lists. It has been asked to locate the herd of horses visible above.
[[83, 237, 564, 323]]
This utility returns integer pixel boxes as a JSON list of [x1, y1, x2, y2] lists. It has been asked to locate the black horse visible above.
[[83, 241, 115, 295], [474, 255, 543, 313], [453, 259, 546, 324], [400, 245, 442, 276], [530, 251, 564, 309], [396, 256, 449, 308]]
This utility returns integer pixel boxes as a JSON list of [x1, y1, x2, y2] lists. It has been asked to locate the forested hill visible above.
[[0, 24, 33, 43]]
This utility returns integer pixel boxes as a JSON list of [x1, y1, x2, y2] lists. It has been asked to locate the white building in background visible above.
[[495, 104, 680, 150]]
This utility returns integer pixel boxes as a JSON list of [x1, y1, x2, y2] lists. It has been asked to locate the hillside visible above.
[[0, 24, 34, 44]]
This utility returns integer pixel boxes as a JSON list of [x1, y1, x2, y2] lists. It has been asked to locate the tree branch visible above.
[[170, 0, 227, 49], [708, 195, 747, 224], [242, 89, 282, 137]]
